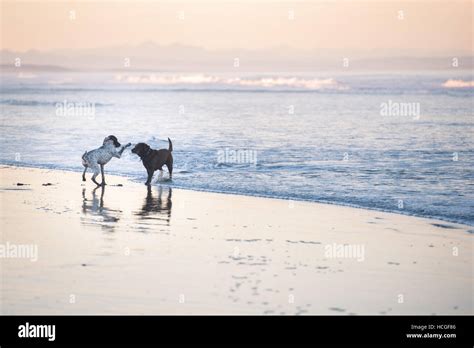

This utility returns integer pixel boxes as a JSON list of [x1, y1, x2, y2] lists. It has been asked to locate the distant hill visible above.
[[1, 43, 472, 72], [0, 64, 72, 72]]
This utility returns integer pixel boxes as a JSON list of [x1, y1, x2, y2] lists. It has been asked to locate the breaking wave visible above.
[[442, 79, 474, 88], [113, 74, 348, 91]]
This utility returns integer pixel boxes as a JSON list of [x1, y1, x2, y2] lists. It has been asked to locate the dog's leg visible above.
[[82, 166, 87, 181], [115, 143, 131, 158], [91, 165, 101, 186], [100, 164, 106, 186], [166, 158, 173, 179], [92, 175, 101, 186], [145, 167, 154, 186]]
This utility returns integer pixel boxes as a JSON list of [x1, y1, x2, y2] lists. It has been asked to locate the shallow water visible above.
[[1, 71, 473, 224]]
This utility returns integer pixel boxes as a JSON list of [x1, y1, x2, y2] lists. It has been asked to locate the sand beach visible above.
[[0, 165, 472, 315]]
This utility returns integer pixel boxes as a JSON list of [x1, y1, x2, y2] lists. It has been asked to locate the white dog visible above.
[[82, 135, 131, 186]]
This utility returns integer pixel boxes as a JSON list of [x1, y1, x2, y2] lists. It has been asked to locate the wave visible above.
[[0, 99, 53, 106], [113, 73, 348, 91], [442, 79, 474, 88], [3, 74, 473, 95], [17, 72, 38, 79]]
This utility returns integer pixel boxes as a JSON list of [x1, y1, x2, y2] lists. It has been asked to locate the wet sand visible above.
[[0, 165, 472, 314]]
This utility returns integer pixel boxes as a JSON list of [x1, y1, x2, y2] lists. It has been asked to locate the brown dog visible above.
[[131, 138, 173, 185]]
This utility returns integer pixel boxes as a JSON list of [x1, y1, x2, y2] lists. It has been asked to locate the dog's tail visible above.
[[168, 138, 173, 152], [81, 151, 88, 166]]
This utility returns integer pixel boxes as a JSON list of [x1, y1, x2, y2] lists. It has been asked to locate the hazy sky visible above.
[[1, 0, 472, 55]]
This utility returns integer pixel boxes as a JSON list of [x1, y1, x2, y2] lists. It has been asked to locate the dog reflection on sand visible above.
[[81, 186, 122, 232], [135, 186, 172, 226], [80, 185, 172, 233]]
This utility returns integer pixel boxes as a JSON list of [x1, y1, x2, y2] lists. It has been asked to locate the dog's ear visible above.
[[132, 143, 147, 156], [140, 143, 151, 156], [108, 135, 121, 148], [103, 135, 121, 147]]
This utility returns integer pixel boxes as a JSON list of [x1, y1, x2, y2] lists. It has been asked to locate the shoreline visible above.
[[2, 162, 472, 227], [1, 165, 472, 314]]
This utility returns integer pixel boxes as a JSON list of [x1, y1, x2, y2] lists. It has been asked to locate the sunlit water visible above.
[[1, 71, 473, 225]]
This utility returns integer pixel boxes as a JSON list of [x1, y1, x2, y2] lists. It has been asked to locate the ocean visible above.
[[1, 71, 473, 225]]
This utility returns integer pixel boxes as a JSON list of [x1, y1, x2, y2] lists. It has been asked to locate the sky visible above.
[[1, 0, 472, 56]]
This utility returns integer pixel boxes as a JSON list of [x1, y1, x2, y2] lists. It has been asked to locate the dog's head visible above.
[[103, 135, 121, 148], [131, 143, 150, 158]]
